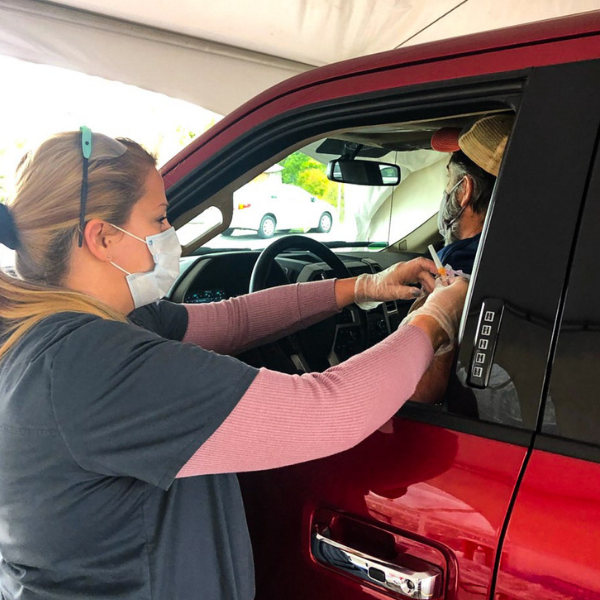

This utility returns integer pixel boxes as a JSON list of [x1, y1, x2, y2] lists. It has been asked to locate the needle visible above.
[[428, 244, 447, 278]]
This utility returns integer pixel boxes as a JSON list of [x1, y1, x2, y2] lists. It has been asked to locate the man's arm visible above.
[[409, 348, 455, 404]]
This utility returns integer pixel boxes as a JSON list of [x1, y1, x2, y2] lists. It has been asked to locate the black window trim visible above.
[[166, 70, 527, 222], [398, 402, 533, 447], [534, 434, 600, 464]]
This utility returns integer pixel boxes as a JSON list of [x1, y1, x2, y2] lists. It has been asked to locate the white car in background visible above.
[[225, 183, 334, 238]]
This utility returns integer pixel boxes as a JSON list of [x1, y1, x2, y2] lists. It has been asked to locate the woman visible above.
[[0, 129, 467, 599]]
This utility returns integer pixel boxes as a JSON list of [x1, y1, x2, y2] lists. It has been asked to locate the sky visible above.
[[0, 54, 222, 264]]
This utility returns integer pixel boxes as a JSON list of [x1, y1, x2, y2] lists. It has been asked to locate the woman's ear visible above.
[[458, 175, 474, 208], [82, 219, 117, 261]]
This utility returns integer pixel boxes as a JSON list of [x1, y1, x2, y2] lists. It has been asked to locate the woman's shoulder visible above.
[[18, 311, 176, 386], [18, 299, 188, 352], [37, 311, 122, 341], [14, 312, 145, 362], [0, 312, 120, 378]]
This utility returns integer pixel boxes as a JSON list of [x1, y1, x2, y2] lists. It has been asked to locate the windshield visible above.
[[177, 137, 448, 251]]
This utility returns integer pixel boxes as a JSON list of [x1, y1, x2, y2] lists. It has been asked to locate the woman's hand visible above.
[[353, 257, 438, 309], [403, 276, 469, 353]]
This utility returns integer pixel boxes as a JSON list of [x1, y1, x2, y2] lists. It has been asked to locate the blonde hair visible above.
[[0, 131, 157, 360]]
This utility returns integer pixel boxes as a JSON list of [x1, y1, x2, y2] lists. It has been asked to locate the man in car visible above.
[[432, 113, 514, 274], [409, 114, 514, 404]]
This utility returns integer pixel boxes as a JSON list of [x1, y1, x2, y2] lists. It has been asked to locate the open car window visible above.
[[174, 110, 525, 423], [177, 128, 456, 252]]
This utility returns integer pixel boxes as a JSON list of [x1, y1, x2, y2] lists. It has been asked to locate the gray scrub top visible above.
[[0, 302, 258, 599]]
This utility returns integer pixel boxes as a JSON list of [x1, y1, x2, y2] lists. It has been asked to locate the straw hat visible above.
[[459, 114, 514, 176], [430, 114, 515, 177]]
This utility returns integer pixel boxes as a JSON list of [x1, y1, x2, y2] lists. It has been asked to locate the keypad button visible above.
[[467, 298, 505, 389]]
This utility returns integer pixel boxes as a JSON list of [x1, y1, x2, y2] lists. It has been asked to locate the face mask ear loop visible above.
[[447, 177, 468, 219], [449, 177, 464, 199], [109, 223, 147, 245], [109, 260, 132, 276]]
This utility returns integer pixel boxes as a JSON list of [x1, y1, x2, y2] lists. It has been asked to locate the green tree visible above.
[[280, 152, 325, 186], [297, 169, 328, 198], [280, 151, 340, 203]]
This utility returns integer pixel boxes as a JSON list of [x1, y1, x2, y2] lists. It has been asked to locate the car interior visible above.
[[167, 108, 515, 388]]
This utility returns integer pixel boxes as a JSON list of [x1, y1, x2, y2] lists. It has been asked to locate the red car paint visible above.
[[496, 452, 600, 600]]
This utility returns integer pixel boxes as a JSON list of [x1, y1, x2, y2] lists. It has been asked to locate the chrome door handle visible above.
[[311, 531, 442, 599]]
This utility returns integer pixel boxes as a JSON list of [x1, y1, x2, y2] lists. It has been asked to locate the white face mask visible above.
[[109, 225, 182, 309]]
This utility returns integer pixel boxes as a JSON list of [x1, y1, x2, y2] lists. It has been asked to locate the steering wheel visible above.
[[249, 235, 368, 373]]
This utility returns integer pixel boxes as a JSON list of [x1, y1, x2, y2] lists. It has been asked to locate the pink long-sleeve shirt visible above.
[[176, 280, 433, 477]]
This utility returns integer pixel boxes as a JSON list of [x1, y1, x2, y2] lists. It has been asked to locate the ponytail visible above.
[[0, 271, 126, 361]]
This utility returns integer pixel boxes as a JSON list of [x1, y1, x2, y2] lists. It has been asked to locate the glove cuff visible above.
[[354, 273, 382, 310]]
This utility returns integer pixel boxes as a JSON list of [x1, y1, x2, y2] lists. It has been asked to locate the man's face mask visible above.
[[109, 225, 182, 309], [437, 178, 465, 245]]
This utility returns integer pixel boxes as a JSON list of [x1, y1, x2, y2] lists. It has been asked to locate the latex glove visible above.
[[354, 257, 438, 310], [401, 276, 469, 353], [439, 265, 469, 286]]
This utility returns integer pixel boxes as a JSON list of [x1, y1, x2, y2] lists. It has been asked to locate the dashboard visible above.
[[173, 251, 290, 305], [169, 248, 418, 371]]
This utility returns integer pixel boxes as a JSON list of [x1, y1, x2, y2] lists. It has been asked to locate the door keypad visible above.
[[468, 298, 505, 388]]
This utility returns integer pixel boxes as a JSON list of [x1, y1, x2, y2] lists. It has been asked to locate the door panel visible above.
[[240, 419, 527, 599], [494, 451, 600, 600]]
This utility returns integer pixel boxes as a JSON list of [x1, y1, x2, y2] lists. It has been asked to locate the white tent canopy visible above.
[[1, 0, 599, 115]]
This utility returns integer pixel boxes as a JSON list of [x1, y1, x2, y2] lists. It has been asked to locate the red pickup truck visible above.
[[163, 12, 600, 600]]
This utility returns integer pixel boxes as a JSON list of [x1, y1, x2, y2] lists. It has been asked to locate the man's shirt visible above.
[[438, 233, 481, 274]]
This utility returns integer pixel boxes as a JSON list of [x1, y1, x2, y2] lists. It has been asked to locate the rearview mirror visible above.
[[326, 159, 401, 186]]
